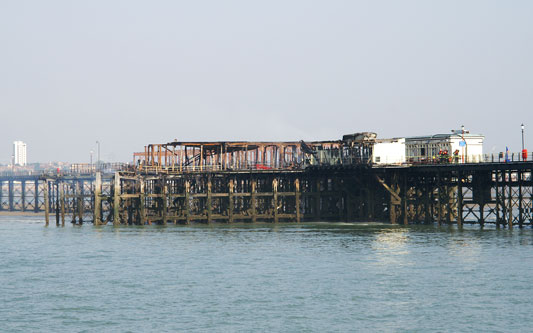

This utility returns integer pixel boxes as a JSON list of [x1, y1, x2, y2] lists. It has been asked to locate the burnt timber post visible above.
[[8, 180, 14, 211], [508, 170, 513, 228], [227, 179, 233, 223], [251, 179, 257, 223], [139, 176, 145, 225], [206, 177, 212, 224], [457, 173, 463, 228], [295, 178, 301, 223], [113, 172, 121, 226], [185, 179, 191, 224], [55, 182, 60, 226], [94, 172, 102, 226], [21, 180, 26, 212], [402, 175, 408, 225], [43, 179, 50, 226], [60, 183, 65, 226], [34, 179, 39, 212], [273, 178, 279, 223], [315, 178, 321, 221], [162, 177, 168, 225], [77, 181, 83, 224]]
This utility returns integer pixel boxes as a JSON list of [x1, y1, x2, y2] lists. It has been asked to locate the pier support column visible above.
[[69, 181, 79, 224], [162, 177, 168, 225], [8, 180, 14, 211], [206, 177, 212, 224], [185, 180, 191, 224], [273, 178, 279, 223], [437, 174, 443, 226], [44, 180, 50, 226], [139, 177, 145, 225], [518, 170, 523, 228], [228, 179, 233, 223], [401, 177, 408, 225], [94, 172, 101, 226], [21, 180, 26, 212], [55, 182, 60, 226], [77, 181, 84, 224], [446, 185, 454, 224], [495, 170, 501, 228], [60, 183, 65, 226], [315, 178, 321, 221], [508, 170, 513, 228], [367, 185, 375, 221], [113, 172, 121, 226], [34, 179, 39, 212], [390, 192, 398, 224], [424, 183, 431, 224], [457, 175, 463, 228], [251, 179, 257, 223], [0, 181, 3, 211], [295, 178, 301, 223]]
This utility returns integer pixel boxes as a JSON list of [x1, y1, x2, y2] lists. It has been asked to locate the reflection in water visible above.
[[371, 229, 412, 266], [447, 237, 481, 264]]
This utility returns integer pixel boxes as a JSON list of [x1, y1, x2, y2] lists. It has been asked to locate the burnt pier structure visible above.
[[2, 136, 532, 227]]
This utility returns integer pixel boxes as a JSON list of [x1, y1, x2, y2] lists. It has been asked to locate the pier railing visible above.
[[403, 151, 532, 165]]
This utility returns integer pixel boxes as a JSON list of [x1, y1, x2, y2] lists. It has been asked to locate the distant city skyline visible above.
[[1, 1, 532, 163]]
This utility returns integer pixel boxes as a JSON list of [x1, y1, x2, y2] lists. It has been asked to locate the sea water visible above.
[[2, 215, 533, 332]]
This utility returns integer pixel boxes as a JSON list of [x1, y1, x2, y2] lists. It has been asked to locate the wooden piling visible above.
[[139, 176, 145, 225], [251, 179, 257, 222], [21, 180, 26, 212], [60, 183, 65, 226], [518, 170, 523, 228], [8, 180, 14, 211], [44, 180, 50, 226], [55, 182, 60, 226], [273, 178, 279, 223], [206, 177, 212, 223], [228, 179, 233, 223], [402, 176, 408, 225], [295, 178, 301, 223], [508, 170, 513, 228], [495, 170, 501, 228], [94, 172, 101, 226], [185, 179, 191, 224], [457, 175, 463, 228], [315, 178, 321, 221], [77, 181, 83, 224], [113, 172, 121, 226], [162, 178, 168, 225], [34, 179, 39, 212]]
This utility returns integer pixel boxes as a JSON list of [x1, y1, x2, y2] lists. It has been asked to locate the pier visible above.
[[1, 137, 531, 227]]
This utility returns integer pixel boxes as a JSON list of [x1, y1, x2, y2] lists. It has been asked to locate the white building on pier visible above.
[[371, 129, 484, 164]]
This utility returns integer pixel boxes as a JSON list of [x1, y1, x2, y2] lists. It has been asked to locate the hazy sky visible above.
[[1, 0, 532, 163]]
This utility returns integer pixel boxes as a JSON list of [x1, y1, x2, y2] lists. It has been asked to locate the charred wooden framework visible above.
[[133, 138, 374, 173]]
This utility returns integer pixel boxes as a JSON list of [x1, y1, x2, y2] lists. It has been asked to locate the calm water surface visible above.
[[1, 215, 533, 332]]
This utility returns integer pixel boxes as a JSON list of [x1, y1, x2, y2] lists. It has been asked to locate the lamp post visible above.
[[461, 125, 465, 163], [522, 123, 525, 161], [96, 141, 100, 171]]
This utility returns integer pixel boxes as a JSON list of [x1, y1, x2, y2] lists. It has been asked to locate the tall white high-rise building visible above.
[[13, 141, 27, 166]]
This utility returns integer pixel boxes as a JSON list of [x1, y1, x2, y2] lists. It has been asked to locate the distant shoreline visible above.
[[0, 211, 45, 216]]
